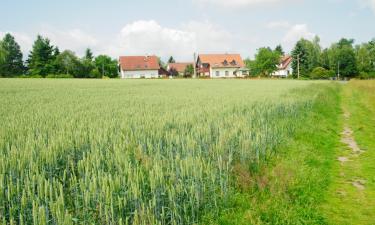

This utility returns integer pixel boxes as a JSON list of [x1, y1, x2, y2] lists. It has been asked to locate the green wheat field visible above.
[[1, 79, 374, 225]]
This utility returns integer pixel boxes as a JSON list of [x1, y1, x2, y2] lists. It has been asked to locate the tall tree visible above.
[[168, 56, 176, 63], [291, 38, 320, 78], [27, 35, 55, 76], [0, 33, 24, 77], [82, 48, 95, 78], [367, 38, 375, 72], [84, 48, 94, 61], [274, 44, 285, 55], [356, 44, 372, 72], [252, 47, 280, 77], [327, 38, 358, 77], [184, 64, 194, 77], [320, 48, 330, 70], [0, 41, 5, 75]]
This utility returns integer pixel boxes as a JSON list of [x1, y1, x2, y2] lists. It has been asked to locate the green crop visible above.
[[0, 79, 318, 224]]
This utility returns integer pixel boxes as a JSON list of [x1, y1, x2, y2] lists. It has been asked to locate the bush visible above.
[[310, 67, 331, 80], [368, 71, 375, 79], [46, 74, 74, 79], [358, 71, 369, 80], [18, 74, 43, 78]]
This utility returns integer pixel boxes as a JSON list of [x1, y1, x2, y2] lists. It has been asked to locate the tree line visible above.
[[1, 33, 375, 79], [0, 33, 118, 78], [246, 36, 375, 79]]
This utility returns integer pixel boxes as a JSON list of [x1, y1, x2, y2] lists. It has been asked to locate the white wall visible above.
[[121, 70, 159, 79], [272, 64, 293, 77], [210, 67, 241, 78]]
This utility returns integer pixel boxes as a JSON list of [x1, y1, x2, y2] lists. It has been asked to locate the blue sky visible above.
[[1, 0, 374, 61]]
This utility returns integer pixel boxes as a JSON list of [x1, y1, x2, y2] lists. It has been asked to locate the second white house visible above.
[[119, 55, 160, 79]]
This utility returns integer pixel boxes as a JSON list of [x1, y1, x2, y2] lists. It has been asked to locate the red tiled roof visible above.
[[279, 55, 293, 70], [119, 56, 160, 71], [168, 63, 193, 73], [198, 54, 244, 68]]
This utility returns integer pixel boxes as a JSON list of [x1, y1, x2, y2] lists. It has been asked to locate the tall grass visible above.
[[0, 79, 318, 224]]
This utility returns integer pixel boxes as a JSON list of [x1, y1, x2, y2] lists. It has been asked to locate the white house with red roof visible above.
[[119, 55, 160, 79], [196, 54, 248, 78], [272, 55, 293, 78]]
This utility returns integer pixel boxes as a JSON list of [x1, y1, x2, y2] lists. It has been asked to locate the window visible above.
[[225, 71, 229, 76], [216, 71, 220, 76]]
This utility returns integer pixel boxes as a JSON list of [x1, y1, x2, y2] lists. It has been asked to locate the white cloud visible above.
[[40, 27, 98, 54], [110, 20, 242, 60], [283, 24, 315, 44], [183, 21, 235, 53], [359, 0, 375, 12], [266, 21, 291, 29], [115, 20, 195, 60], [193, 0, 301, 8]]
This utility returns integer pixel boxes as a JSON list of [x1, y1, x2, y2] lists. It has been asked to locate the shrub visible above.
[[358, 71, 369, 80], [310, 67, 331, 80], [46, 74, 74, 79]]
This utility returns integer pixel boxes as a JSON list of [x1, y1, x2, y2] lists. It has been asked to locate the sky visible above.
[[1, 0, 375, 61]]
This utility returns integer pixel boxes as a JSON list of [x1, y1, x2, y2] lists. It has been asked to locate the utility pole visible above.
[[297, 53, 300, 79], [337, 61, 340, 80]]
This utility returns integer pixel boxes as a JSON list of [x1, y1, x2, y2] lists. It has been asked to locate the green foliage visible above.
[[45, 74, 74, 79], [337, 45, 358, 77], [184, 64, 194, 77], [168, 56, 176, 63], [80, 48, 95, 78], [310, 67, 331, 79], [55, 50, 83, 77], [95, 55, 118, 78], [203, 84, 342, 225], [291, 37, 321, 78], [358, 71, 369, 79], [323, 81, 375, 224], [275, 44, 285, 55], [94, 55, 119, 78], [27, 35, 55, 77], [252, 47, 280, 76], [325, 38, 358, 78], [0, 33, 24, 77], [0, 79, 314, 224]]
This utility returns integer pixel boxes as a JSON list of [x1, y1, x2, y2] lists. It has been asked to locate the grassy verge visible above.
[[203, 83, 342, 224], [323, 81, 375, 224]]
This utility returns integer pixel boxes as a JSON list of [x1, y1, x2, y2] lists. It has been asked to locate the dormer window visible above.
[[230, 60, 237, 66], [223, 60, 228, 66]]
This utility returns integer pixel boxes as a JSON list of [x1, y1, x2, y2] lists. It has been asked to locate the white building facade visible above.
[[272, 55, 293, 78], [120, 70, 159, 79]]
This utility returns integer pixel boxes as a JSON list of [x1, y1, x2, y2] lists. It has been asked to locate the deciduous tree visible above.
[[252, 47, 280, 77], [94, 55, 118, 78]]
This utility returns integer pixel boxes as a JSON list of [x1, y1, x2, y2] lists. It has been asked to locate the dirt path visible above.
[[338, 110, 366, 191], [324, 81, 375, 224]]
